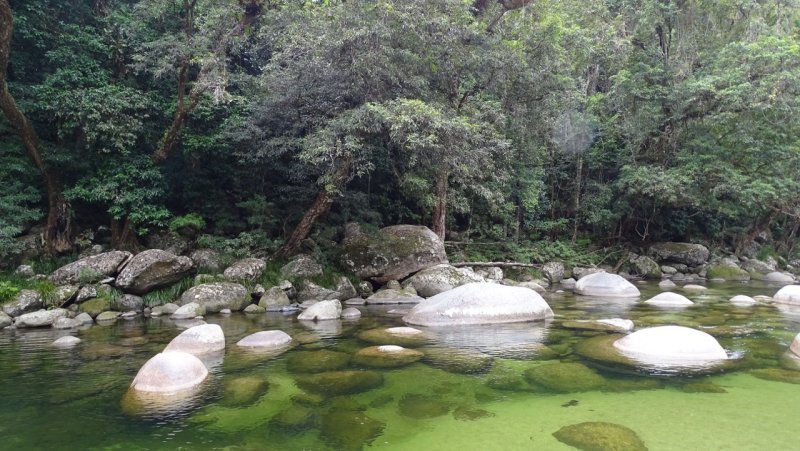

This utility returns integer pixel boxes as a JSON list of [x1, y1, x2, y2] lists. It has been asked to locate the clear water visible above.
[[1, 280, 799, 450]]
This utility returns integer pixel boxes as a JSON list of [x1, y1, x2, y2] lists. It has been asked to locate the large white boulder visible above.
[[644, 292, 693, 307], [765, 272, 795, 284], [236, 330, 293, 348], [729, 295, 756, 306], [164, 324, 225, 356], [613, 326, 728, 366], [403, 282, 553, 327], [574, 272, 640, 297], [773, 285, 800, 305], [130, 352, 208, 393], [297, 300, 342, 321]]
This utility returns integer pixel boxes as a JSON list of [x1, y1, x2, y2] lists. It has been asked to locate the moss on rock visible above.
[[79, 297, 111, 318], [553, 421, 648, 451], [270, 404, 316, 433], [706, 265, 750, 281], [320, 410, 385, 451], [398, 394, 451, 419], [352, 345, 423, 368], [421, 347, 494, 374], [524, 362, 606, 393], [294, 370, 383, 396], [357, 327, 431, 347], [219, 376, 269, 407], [286, 350, 351, 374], [750, 368, 800, 384]]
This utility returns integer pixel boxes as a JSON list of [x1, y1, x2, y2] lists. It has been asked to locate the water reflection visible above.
[[419, 321, 551, 359]]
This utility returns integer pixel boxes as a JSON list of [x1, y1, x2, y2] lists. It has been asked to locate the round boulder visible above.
[[553, 422, 647, 451], [773, 285, 800, 305], [298, 300, 342, 321], [353, 345, 423, 368], [729, 295, 756, 306], [164, 324, 225, 356], [613, 325, 728, 365], [644, 292, 693, 307], [403, 283, 553, 327], [765, 272, 795, 284], [574, 272, 640, 298], [52, 336, 82, 347], [236, 330, 293, 349], [130, 351, 209, 393]]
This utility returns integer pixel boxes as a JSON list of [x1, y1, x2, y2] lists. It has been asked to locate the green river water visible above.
[[1, 280, 798, 450]]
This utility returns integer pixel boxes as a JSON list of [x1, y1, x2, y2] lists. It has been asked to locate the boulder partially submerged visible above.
[[164, 324, 225, 356], [774, 285, 800, 305], [404, 283, 553, 327], [130, 351, 208, 393], [402, 264, 485, 297], [613, 325, 728, 366], [644, 292, 693, 307], [574, 272, 640, 298]]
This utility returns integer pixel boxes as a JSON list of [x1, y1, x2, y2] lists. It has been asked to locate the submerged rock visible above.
[[574, 272, 640, 298], [644, 292, 693, 307], [295, 370, 383, 396], [286, 350, 351, 373], [422, 347, 495, 374], [339, 224, 448, 283], [524, 362, 606, 393], [52, 336, 81, 347], [358, 327, 431, 347], [791, 333, 800, 358], [562, 318, 634, 333], [750, 368, 800, 385], [402, 264, 485, 297], [164, 324, 225, 356], [297, 299, 341, 321], [366, 286, 423, 304], [682, 284, 707, 292], [658, 279, 677, 290], [271, 404, 316, 432], [321, 409, 385, 450], [130, 351, 208, 393], [553, 421, 648, 451], [404, 282, 554, 326], [352, 345, 423, 368], [613, 326, 728, 365], [115, 249, 194, 295], [398, 394, 451, 419], [236, 330, 293, 349], [219, 376, 269, 407], [341, 307, 362, 319]]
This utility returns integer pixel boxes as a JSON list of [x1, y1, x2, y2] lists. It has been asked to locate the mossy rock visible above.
[[357, 328, 430, 347], [553, 421, 648, 451], [421, 347, 494, 374], [524, 362, 606, 393], [219, 376, 269, 407], [678, 380, 727, 393], [320, 410, 385, 451], [286, 350, 351, 374], [453, 406, 495, 421], [368, 394, 394, 408], [294, 370, 383, 397], [601, 376, 663, 393], [352, 345, 423, 368], [270, 404, 316, 433], [290, 392, 324, 406], [327, 397, 367, 412], [79, 297, 111, 318], [750, 368, 800, 384], [706, 265, 750, 281], [398, 394, 451, 419]]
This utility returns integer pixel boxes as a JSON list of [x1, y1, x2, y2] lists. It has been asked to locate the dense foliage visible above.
[[1, 0, 799, 264]]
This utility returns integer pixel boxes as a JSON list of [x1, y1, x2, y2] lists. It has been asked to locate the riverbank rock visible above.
[[358, 327, 431, 347], [295, 370, 384, 396], [297, 281, 339, 303], [553, 422, 647, 451], [114, 294, 144, 312], [658, 279, 677, 290], [280, 255, 323, 279], [115, 249, 194, 295], [79, 298, 111, 318], [707, 264, 750, 281], [52, 316, 84, 329], [243, 304, 266, 314], [164, 324, 225, 355], [2, 290, 43, 317], [223, 257, 267, 282], [626, 254, 662, 279], [52, 336, 82, 347], [0, 312, 12, 328], [644, 292, 693, 307], [353, 345, 423, 368], [15, 308, 68, 328], [171, 302, 206, 319], [188, 249, 222, 273], [259, 286, 291, 311], [130, 351, 208, 393], [765, 272, 794, 284], [648, 242, 710, 266], [404, 283, 553, 326], [178, 282, 250, 312], [150, 303, 179, 316], [298, 300, 341, 321], [366, 286, 423, 304], [49, 251, 132, 285], [542, 262, 565, 284], [96, 311, 121, 322], [340, 225, 448, 283], [341, 307, 361, 319], [613, 326, 728, 365], [236, 330, 293, 349], [402, 264, 485, 297], [574, 272, 640, 297], [773, 285, 800, 305]]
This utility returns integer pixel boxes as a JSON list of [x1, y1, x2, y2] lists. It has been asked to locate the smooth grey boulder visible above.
[[179, 282, 250, 313], [115, 249, 194, 295], [52, 336, 81, 347], [130, 351, 208, 393], [402, 264, 485, 298], [236, 330, 293, 348], [74, 312, 94, 325], [223, 257, 267, 282], [280, 255, 324, 279], [613, 326, 728, 365], [475, 266, 504, 282], [644, 292, 693, 307], [729, 295, 756, 305], [297, 281, 339, 303], [741, 258, 777, 274], [15, 308, 69, 328], [658, 279, 677, 290], [171, 302, 206, 319], [259, 287, 291, 311], [773, 285, 800, 305], [341, 307, 362, 319], [339, 224, 448, 283], [114, 294, 144, 312], [403, 282, 554, 327], [298, 300, 342, 321], [542, 262, 565, 284], [49, 251, 132, 285], [0, 312, 12, 328], [648, 242, 710, 266], [189, 248, 222, 272], [150, 303, 180, 316], [574, 272, 640, 298], [764, 272, 794, 284], [164, 324, 225, 356], [96, 311, 121, 322], [2, 290, 43, 317]]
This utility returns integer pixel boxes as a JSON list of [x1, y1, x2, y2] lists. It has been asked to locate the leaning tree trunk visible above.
[[110, 217, 140, 251], [432, 172, 449, 240], [0, 0, 72, 254]]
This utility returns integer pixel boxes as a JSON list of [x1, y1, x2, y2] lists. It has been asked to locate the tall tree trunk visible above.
[[110, 218, 140, 251], [0, 0, 72, 254], [275, 157, 353, 257], [432, 172, 448, 240], [571, 156, 582, 244]]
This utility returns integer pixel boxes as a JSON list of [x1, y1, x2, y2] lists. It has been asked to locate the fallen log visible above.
[[451, 262, 541, 268]]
